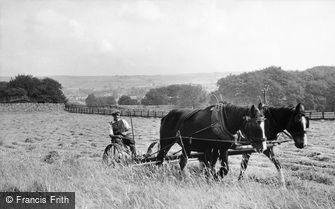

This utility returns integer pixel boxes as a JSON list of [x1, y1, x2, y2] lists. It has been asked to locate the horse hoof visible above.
[[155, 161, 163, 166], [218, 168, 228, 178], [238, 175, 244, 181]]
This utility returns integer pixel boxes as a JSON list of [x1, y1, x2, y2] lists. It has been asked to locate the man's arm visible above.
[[108, 122, 114, 135], [120, 119, 131, 136]]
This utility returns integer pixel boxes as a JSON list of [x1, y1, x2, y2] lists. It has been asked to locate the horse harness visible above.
[[210, 103, 235, 141], [176, 103, 262, 144]]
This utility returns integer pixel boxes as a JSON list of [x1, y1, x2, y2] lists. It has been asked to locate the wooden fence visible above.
[[64, 104, 169, 118], [306, 111, 335, 120], [64, 104, 335, 120]]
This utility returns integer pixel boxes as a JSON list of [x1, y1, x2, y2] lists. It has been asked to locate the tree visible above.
[[85, 94, 116, 106], [8, 75, 40, 98], [177, 85, 207, 108], [141, 84, 208, 107], [2, 74, 67, 103], [304, 81, 327, 111], [85, 94, 99, 106], [266, 82, 286, 106], [118, 95, 139, 105], [0, 82, 9, 100], [141, 89, 168, 105], [326, 82, 335, 111], [99, 96, 117, 106], [38, 78, 67, 103], [6, 88, 27, 97]]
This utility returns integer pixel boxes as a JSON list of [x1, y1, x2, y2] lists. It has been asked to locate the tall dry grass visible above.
[[1, 150, 334, 209]]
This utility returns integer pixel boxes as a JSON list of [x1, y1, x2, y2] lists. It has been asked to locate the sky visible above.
[[0, 0, 335, 76]]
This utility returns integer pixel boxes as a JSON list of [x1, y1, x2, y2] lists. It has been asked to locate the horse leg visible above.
[[263, 147, 285, 186], [179, 154, 189, 177], [238, 153, 251, 180], [218, 149, 229, 178], [199, 148, 212, 177], [197, 150, 206, 170], [209, 148, 219, 177], [179, 144, 191, 178], [156, 141, 174, 165]]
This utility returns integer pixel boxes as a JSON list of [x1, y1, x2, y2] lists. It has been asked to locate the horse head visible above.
[[286, 103, 308, 148], [241, 104, 267, 152]]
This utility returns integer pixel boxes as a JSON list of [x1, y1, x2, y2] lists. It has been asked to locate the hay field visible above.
[[0, 104, 334, 209]]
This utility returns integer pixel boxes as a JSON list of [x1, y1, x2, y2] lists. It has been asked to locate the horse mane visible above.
[[225, 103, 258, 117], [266, 106, 295, 119], [267, 105, 295, 112]]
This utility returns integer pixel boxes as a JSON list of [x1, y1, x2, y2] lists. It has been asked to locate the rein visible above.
[[262, 130, 293, 145]]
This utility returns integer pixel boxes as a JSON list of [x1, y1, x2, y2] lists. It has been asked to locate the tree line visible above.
[[85, 84, 207, 108], [85, 66, 335, 111], [213, 66, 335, 111], [2, 66, 334, 111], [85, 94, 139, 106], [0, 75, 66, 103]]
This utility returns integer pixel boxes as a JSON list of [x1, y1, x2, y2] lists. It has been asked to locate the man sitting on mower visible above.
[[109, 110, 137, 157]]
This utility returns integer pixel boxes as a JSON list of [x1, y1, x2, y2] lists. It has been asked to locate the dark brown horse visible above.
[[238, 103, 309, 184], [156, 103, 266, 177]]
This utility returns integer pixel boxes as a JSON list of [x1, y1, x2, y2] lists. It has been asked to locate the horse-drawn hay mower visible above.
[[102, 133, 279, 167]]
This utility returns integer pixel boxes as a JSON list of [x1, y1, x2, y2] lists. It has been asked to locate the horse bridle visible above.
[[286, 112, 309, 137], [264, 107, 309, 142]]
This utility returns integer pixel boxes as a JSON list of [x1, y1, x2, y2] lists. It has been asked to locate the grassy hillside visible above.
[[0, 104, 334, 209]]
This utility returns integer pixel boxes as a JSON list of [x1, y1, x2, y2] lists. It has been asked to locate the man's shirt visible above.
[[111, 119, 131, 135]]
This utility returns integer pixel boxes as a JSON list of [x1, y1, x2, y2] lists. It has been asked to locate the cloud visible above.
[[118, 0, 162, 22], [1, 0, 335, 76], [99, 39, 115, 53]]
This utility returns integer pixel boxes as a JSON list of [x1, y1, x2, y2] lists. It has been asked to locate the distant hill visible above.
[[0, 72, 230, 90], [49, 72, 230, 91], [0, 72, 232, 104]]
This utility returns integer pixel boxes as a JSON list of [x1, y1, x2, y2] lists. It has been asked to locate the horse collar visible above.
[[211, 104, 235, 140]]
